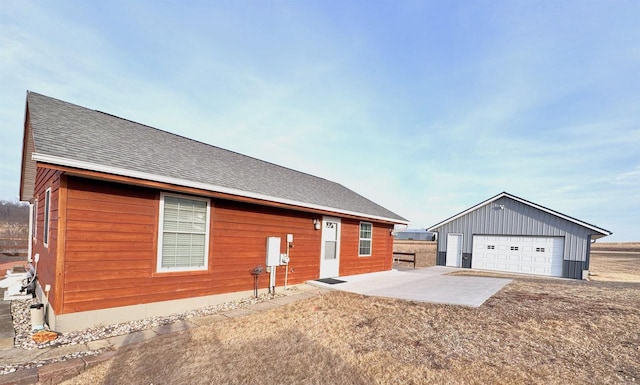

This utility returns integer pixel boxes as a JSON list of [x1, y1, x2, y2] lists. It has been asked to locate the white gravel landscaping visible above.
[[1, 291, 286, 375]]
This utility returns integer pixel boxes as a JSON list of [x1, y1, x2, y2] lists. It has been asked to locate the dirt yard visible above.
[[62, 246, 640, 385]]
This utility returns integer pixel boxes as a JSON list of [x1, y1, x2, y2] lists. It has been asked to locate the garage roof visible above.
[[20, 92, 408, 224], [427, 192, 611, 238]]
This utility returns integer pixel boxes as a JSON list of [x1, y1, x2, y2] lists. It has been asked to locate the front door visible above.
[[446, 233, 463, 267], [319, 216, 341, 278]]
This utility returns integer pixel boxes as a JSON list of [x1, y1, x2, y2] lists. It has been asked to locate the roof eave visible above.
[[427, 192, 506, 232], [19, 95, 35, 202], [501, 192, 611, 236], [32, 152, 409, 225]]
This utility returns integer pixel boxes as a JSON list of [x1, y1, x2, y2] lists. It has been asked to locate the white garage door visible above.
[[472, 236, 564, 277]]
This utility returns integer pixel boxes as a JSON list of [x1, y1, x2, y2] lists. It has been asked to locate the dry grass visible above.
[[62, 244, 639, 384], [63, 267, 639, 384]]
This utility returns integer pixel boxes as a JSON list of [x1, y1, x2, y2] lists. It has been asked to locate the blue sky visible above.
[[1, 1, 638, 241]]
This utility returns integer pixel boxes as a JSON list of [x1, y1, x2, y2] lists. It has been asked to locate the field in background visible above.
[[393, 240, 436, 267], [590, 242, 640, 283], [0, 222, 28, 269], [0, 230, 28, 270], [591, 242, 640, 252]]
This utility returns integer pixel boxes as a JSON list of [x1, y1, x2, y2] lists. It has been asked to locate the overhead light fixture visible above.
[[313, 219, 321, 230]]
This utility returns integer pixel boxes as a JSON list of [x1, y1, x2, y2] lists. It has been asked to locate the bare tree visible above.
[[0, 200, 29, 224]]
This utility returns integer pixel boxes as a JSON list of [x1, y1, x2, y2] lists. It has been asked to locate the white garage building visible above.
[[427, 192, 611, 280]]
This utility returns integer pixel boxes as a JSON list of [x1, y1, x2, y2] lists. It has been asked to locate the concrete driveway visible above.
[[308, 266, 511, 307]]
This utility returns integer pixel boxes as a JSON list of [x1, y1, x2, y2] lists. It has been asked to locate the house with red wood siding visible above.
[[19, 92, 408, 332]]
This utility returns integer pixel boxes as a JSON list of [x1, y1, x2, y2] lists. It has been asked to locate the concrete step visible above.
[[0, 336, 13, 350], [0, 315, 13, 333], [0, 303, 11, 315]]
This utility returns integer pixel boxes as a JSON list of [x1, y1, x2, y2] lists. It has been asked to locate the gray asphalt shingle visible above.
[[26, 92, 407, 223]]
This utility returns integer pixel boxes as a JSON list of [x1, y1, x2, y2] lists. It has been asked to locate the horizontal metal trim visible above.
[[32, 153, 409, 224]]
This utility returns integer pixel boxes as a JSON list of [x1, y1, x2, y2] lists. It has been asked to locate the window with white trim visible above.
[[43, 188, 50, 247], [157, 193, 210, 272], [359, 222, 372, 256]]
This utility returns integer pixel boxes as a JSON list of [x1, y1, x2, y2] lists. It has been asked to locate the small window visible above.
[[32, 199, 38, 239], [157, 193, 210, 272], [536, 247, 545, 252], [487, 245, 495, 250], [510, 246, 518, 251], [43, 188, 51, 247], [359, 222, 372, 256]]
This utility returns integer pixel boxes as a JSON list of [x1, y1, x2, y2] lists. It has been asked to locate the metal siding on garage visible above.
[[472, 235, 564, 276], [433, 196, 595, 278]]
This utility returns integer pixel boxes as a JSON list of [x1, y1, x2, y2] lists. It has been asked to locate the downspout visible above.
[[27, 199, 34, 262], [284, 242, 290, 290], [584, 235, 592, 280]]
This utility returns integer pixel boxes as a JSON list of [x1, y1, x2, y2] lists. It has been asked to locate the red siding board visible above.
[[31, 167, 63, 313], [45, 176, 394, 315], [339, 220, 393, 276]]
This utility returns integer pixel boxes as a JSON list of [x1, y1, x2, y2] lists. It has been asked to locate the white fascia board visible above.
[[504, 193, 611, 236], [427, 192, 610, 236], [426, 193, 503, 232], [32, 153, 409, 224]]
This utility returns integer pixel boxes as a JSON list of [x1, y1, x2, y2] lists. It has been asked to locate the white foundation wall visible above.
[[35, 282, 273, 333]]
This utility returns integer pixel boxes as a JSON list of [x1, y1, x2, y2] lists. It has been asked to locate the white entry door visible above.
[[472, 235, 564, 277], [446, 233, 463, 267], [319, 216, 341, 278]]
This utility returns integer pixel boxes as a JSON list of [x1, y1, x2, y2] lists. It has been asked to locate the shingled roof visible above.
[[21, 92, 407, 223]]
